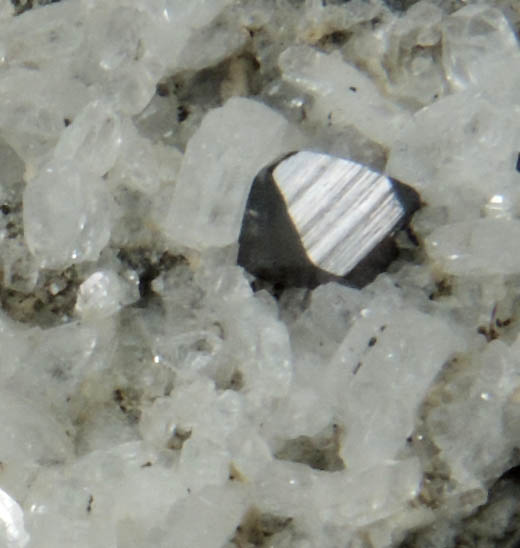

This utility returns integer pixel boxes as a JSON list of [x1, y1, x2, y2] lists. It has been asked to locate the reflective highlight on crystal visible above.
[[273, 151, 405, 276]]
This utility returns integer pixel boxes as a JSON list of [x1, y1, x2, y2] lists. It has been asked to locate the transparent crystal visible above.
[[164, 97, 302, 249], [442, 5, 518, 91], [23, 167, 112, 268]]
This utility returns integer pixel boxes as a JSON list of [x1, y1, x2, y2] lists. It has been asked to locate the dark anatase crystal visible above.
[[238, 151, 420, 289]]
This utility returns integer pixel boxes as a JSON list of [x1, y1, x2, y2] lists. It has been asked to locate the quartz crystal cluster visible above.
[[1, 1, 520, 547]]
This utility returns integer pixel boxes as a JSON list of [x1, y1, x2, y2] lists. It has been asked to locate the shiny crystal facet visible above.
[[273, 151, 405, 276], [238, 150, 420, 288]]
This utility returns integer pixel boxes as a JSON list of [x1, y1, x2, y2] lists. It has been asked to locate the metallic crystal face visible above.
[[272, 151, 405, 276], [237, 150, 420, 289]]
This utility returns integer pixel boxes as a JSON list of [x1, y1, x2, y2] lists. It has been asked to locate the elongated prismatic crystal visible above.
[[238, 151, 420, 288]]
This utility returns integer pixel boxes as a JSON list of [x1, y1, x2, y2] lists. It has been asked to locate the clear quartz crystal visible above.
[[442, 5, 518, 91], [75, 271, 126, 319], [279, 45, 409, 148], [425, 218, 520, 275], [52, 100, 122, 177], [164, 97, 302, 249], [23, 166, 112, 269], [0, 487, 29, 548]]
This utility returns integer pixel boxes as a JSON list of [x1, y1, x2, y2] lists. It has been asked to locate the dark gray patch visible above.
[[274, 423, 345, 471]]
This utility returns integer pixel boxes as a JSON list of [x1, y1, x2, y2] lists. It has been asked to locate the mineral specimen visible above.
[[1, 1, 520, 547], [238, 150, 420, 288]]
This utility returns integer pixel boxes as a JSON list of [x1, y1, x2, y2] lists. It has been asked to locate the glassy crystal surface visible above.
[[163, 96, 302, 249]]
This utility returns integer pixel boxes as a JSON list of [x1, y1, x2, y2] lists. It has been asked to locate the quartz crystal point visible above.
[[238, 151, 420, 288]]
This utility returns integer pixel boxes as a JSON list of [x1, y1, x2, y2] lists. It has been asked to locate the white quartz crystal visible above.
[[0, 487, 29, 548], [279, 45, 410, 149], [442, 5, 518, 92], [155, 0, 240, 72], [425, 219, 520, 276], [387, 91, 520, 222], [53, 101, 122, 177], [75, 270, 139, 319], [255, 457, 421, 537], [428, 340, 520, 487], [23, 167, 112, 268], [164, 97, 302, 249], [0, 66, 90, 165], [330, 287, 466, 471], [0, 1, 84, 70], [160, 485, 246, 548], [0, 390, 74, 502], [109, 119, 182, 194]]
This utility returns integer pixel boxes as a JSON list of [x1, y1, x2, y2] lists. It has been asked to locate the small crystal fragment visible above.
[[0, 486, 29, 548], [75, 270, 139, 319], [238, 151, 420, 288], [23, 167, 112, 269]]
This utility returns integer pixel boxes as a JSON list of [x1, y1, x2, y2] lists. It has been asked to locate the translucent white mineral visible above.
[[23, 166, 112, 268], [442, 5, 518, 92], [425, 219, 520, 276], [160, 485, 246, 548], [0, 487, 29, 548], [53, 101, 122, 177], [428, 340, 520, 487], [164, 97, 302, 249], [387, 91, 520, 221], [155, 0, 240, 72], [330, 286, 466, 472], [0, 1, 84, 70], [0, 66, 90, 165], [0, 390, 73, 502], [75, 270, 139, 319], [109, 119, 182, 194], [279, 45, 410, 149]]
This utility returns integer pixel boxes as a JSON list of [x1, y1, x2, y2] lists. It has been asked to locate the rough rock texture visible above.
[[0, 0, 520, 547]]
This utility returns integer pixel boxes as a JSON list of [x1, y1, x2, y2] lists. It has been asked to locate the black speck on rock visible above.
[[155, 82, 170, 97], [11, 0, 61, 15], [116, 248, 187, 302], [176, 105, 190, 122]]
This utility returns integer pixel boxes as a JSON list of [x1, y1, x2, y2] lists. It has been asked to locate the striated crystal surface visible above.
[[238, 150, 420, 288], [272, 151, 406, 275]]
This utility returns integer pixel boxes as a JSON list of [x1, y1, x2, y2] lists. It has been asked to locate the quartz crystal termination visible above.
[[238, 151, 420, 288]]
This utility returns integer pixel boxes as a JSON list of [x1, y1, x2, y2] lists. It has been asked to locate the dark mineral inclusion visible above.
[[238, 151, 421, 289]]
